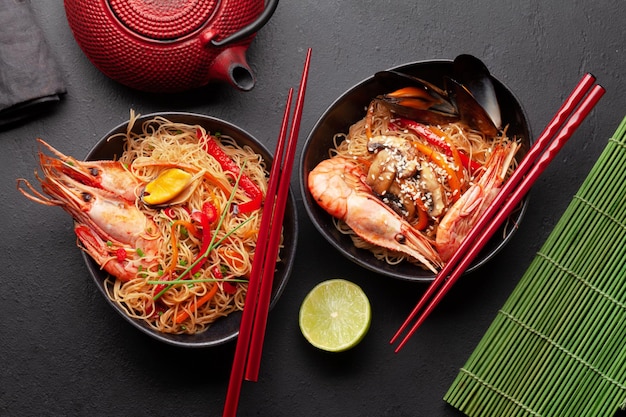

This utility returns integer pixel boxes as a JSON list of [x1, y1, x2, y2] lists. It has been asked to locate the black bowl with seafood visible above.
[[84, 112, 298, 347], [300, 59, 531, 282]]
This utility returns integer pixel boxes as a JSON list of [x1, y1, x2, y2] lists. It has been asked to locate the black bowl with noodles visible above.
[[83, 112, 298, 347], [299, 59, 531, 282]]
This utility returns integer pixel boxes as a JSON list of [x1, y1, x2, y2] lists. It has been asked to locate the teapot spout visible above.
[[210, 46, 256, 92]]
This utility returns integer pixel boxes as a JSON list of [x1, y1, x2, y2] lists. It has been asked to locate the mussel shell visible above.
[[445, 76, 499, 137], [375, 56, 503, 136], [452, 54, 502, 130]]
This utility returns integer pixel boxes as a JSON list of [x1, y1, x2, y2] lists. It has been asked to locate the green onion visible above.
[[147, 278, 247, 286], [148, 278, 247, 285], [445, 116, 626, 417]]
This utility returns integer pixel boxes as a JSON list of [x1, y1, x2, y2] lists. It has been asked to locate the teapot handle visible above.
[[210, 0, 279, 47]]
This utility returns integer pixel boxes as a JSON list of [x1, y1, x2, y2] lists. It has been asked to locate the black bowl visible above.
[[299, 60, 531, 282], [83, 112, 298, 347]]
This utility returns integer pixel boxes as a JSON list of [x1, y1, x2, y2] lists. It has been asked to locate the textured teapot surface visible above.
[[64, 0, 274, 92]]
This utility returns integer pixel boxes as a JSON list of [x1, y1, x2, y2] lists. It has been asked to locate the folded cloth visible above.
[[0, 0, 66, 127]]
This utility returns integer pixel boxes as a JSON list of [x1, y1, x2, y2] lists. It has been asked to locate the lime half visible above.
[[299, 279, 371, 352]]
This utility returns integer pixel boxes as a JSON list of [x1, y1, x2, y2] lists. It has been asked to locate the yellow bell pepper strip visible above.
[[197, 129, 263, 214]]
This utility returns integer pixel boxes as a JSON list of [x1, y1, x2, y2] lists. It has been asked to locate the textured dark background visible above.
[[1, 1, 625, 416]]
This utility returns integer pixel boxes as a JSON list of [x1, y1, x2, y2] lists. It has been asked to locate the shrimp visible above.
[[435, 141, 519, 261], [17, 140, 160, 281], [308, 156, 442, 273]]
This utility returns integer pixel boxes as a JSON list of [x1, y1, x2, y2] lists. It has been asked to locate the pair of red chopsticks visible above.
[[390, 73, 606, 353], [222, 48, 312, 417]]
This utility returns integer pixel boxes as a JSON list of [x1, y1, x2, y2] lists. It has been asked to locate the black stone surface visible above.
[[1, 1, 625, 416]]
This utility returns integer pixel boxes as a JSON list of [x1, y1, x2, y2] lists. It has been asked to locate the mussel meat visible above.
[[374, 70, 459, 126], [141, 168, 204, 207]]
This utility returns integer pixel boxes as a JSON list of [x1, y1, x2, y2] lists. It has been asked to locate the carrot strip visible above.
[[202, 171, 232, 198], [429, 126, 465, 180], [413, 202, 429, 230], [166, 220, 198, 275], [412, 141, 462, 200], [218, 246, 247, 271], [151, 220, 199, 297], [175, 284, 219, 324], [365, 101, 376, 139]]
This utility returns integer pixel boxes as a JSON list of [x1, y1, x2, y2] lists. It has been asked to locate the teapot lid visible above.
[[108, 0, 217, 40]]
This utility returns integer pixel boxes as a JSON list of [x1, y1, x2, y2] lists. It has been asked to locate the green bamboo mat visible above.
[[445, 115, 626, 417]]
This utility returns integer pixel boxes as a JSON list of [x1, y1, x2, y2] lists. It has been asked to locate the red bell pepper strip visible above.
[[393, 118, 482, 172], [211, 265, 237, 294], [197, 129, 263, 214], [153, 201, 219, 298], [190, 201, 218, 226], [163, 207, 177, 219], [191, 201, 219, 275], [222, 281, 238, 294], [148, 302, 167, 320], [152, 274, 172, 300]]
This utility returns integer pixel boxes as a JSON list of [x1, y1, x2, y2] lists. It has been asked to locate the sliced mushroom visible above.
[[367, 135, 419, 178], [388, 181, 417, 221], [420, 164, 446, 217], [366, 148, 397, 195]]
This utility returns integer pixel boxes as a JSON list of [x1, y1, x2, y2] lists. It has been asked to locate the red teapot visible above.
[[64, 0, 279, 93]]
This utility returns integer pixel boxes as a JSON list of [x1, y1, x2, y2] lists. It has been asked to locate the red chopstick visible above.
[[245, 48, 312, 381], [391, 75, 605, 353], [223, 47, 311, 417]]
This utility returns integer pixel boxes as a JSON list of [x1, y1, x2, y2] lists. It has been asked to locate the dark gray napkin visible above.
[[0, 0, 66, 127]]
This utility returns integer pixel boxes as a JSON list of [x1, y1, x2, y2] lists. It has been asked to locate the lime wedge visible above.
[[299, 279, 371, 352]]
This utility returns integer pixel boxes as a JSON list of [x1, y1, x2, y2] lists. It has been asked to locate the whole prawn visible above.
[[435, 141, 519, 261], [308, 156, 442, 273], [17, 139, 160, 281]]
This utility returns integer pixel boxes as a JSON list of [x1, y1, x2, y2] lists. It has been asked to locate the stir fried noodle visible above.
[[106, 114, 270, 334], [329, 101, 516, 266]]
